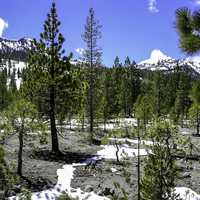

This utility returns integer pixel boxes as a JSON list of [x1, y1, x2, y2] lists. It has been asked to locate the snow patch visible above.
[[110, 167, 118, 173], [109, 138, 154, 146], [9, 162, 109, 200], [185, 56, 200, 74], [174, 187, 200, 200], [97, 145, 148, 160]]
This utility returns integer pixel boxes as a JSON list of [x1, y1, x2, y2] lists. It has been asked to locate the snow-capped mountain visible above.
[[138, 49, 200, 76], [0, 37, 33, 61], [139, 50, 172, 65]]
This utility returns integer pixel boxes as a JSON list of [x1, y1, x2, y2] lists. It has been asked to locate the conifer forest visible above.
[[1, 1, 200, 200]]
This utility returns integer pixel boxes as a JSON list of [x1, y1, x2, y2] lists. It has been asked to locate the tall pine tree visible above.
[[24, 1, 71, 153], [82, 8, 102, 140]]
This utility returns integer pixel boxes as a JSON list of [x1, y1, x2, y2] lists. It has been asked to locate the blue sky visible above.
[[0, 0, 200, 66]]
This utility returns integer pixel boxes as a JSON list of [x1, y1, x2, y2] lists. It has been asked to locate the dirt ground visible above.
[[4, 126, 200, 199]]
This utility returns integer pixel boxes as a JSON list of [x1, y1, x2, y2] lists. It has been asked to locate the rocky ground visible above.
[[3, 124, 200, 199]]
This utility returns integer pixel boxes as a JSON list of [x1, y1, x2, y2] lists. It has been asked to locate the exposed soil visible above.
[[3, 126, 200, 199]]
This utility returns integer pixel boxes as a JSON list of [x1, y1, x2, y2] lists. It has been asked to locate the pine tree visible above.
[[0, 68, 9, 110], [134, 94, 153, 130], [113, 56, 120, 68], [2, 99, 47, 176], [137, 119, 141, 200], [173, 73, 191, 126], [176, 7, 200, 54], [101, 67, 119, 120], [151, 69, 166, 119], [165, 71, 179, 114], [24, 1, 72, 153], [8, 59, 12, 77], [82, 8, 102, 140], [124, 56, 131, 67], [75, 65, 88, 132], [111, 58, 124, 116], [189, 80, 200, 135], [120, 67, 129, 117], [141, 122, 180, 200], [175, 7, 200, 132], [101, 69, 113, 130], [127, 61, 141, 116], [113, 66, 125, 116]]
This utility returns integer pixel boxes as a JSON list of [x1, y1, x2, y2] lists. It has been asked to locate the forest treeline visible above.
[[0, 51, 199, 134]]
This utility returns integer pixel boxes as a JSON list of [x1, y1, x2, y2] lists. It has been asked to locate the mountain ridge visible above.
[[138, 49, 200, 75], [0, 37, 199, 77], [0, 37, 33, 61]]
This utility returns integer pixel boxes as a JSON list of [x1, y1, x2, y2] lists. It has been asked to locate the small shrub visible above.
[[56, 193, 79, 200], [17, 188, 32, 200], [0, 145, 17, 196]]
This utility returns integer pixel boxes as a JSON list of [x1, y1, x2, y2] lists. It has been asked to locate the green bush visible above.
[[141, 121, 181, 200], [56, 193, 79, 200], [0, 145, 16, 195], [17, 188, 32, 200]]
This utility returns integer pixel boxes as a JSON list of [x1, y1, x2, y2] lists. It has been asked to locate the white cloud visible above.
[[75, 48, 85, 56], [148, 0, 159, 13], [0, 18, 8, 37]]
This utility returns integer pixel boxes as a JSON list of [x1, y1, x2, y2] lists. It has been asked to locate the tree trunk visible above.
[[17, 131, 23, 176], [196, 109, 200, 136], [89, 12, 95, 142], [60, 119, 63, 134], [159, 161, 164, 200], [103, 110, 106, 132], [69, 115, 72, 130], [115, 142, 120, 164], [82, 113, 85, 132], [137, 119, 141, 200], [50, 85, 59, 153], [89, 77, 94, 140], [181, 114, 184, 128], [49, 34, 60, 153], [197, 119, 200, 136], [156, 73, 161, 119]]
